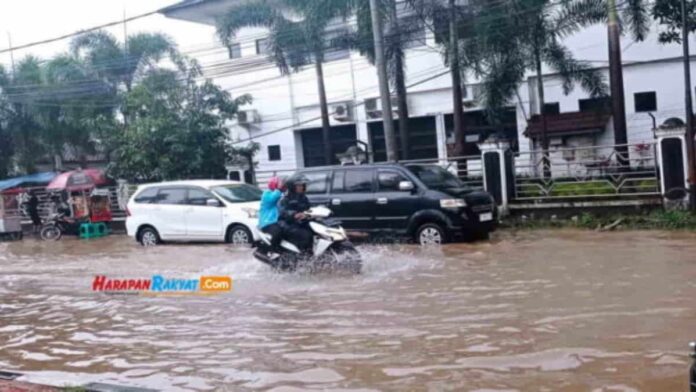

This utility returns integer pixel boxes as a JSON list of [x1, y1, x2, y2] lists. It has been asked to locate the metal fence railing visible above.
[[513, 142, 661, 201]]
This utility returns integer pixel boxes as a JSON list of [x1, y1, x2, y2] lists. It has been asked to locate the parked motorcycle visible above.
[[252, 206, 362, 274], [39, 212, 83, 241]]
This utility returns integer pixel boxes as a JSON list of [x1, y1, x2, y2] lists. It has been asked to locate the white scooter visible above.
[[252, 206, 362, 274]]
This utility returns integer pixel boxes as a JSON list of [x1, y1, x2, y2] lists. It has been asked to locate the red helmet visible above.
[[268, 176, 282, 191]]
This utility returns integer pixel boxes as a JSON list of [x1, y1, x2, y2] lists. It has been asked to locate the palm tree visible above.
[[0, 56, 47, 173], [41, 54, 117, 167], [0, 65, 14, 178], [408, 0, 483, 163], [477, 0, 608, 175], [562, 0, 650, 163], [333, 0, 421, 160], [70, 31, 180, 92], [70, 31, 180, 128], [217, 1, 345, 165]]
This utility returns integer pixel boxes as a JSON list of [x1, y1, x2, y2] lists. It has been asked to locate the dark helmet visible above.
[[288, 175, 308, 193]]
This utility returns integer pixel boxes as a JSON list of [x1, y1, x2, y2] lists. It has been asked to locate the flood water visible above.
[[1, 230, 695, 391]]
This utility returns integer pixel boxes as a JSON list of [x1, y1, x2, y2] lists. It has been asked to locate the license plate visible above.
[[479, 212, 493, 222]]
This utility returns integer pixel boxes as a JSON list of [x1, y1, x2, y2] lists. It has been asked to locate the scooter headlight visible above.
[[325, 227, 347, 241]]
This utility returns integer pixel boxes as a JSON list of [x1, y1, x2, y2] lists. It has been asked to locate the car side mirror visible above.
[[206, 198, 222, 207], [398, 181, 415, 192]]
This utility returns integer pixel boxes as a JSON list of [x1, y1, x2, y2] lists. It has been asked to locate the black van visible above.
[[289, 163, 497, 244]]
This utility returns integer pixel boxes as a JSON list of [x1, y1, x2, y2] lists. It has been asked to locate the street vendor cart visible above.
[[41, 169, 113, 241], [0, 190, 23, 241]]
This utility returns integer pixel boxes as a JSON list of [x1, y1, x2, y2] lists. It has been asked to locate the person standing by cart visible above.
[[27, 190, 42, 234]]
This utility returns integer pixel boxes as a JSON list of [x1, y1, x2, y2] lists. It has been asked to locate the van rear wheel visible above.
[[139, 227, 160, 246], [415, 223, 446, 245]]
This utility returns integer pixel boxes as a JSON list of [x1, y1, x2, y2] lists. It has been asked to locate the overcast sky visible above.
[[0, 0, 219, 68]]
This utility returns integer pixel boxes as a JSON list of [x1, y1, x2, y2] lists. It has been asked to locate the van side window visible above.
[[344, 170, 374, 192], [304, 171, 329, 194], [134, 187, 159, 203], [378, 171, 407, 191], [187, 188, 215, 206], [156, 188, 187, 205], [332, 170, 345, 193]]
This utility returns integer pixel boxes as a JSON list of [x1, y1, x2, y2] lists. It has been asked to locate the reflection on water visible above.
[[1, 230, 695, 391]]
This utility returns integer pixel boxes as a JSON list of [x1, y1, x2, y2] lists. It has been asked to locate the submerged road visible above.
[[1, 230, 695, 391]]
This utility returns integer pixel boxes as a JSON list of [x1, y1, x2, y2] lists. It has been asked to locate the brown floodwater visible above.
[[1, 230, 695, 391]]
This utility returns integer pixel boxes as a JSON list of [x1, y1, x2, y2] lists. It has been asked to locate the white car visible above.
[[125, 180, 261, 246]]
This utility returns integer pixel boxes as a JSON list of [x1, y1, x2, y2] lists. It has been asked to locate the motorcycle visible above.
[[252, 206, 363, 274], [40, 212, 84, 241]]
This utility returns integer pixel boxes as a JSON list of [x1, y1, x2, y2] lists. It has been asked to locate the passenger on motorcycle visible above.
[[259, 177, 284, 252], [279, 176, 313, 252]]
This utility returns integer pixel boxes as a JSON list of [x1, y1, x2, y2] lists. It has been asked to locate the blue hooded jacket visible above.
[[258, 189, 282, 229]]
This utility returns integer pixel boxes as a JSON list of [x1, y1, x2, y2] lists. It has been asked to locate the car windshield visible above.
[[211, 184, 262, 203], [406, 165, 466, 189]]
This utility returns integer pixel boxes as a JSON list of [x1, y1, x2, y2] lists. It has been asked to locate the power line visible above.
[[0, 9, 161, 55]]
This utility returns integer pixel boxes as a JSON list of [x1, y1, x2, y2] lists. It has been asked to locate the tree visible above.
[[653, 0, 696, 43], [0, 56, 47, 174], [70, 31, 181, 128], [217, 1, 344, 165], [70, 31, 180, 92], [476, 0, 608, 175], [333, 0, 422, 159], [564, 0, 650, 163], [39, 54, 118, 168], [0, 65, 14, 178], [409, 0, 481, 160], [108, 60, 252, 181]]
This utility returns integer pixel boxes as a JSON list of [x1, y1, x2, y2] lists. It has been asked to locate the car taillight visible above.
[[126, 207, 131, 217]]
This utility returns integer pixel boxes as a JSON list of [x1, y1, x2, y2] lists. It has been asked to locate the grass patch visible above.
[[506, 209, 696, 231]]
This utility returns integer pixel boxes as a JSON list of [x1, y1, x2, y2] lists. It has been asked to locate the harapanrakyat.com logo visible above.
[[92, 275, 232, 296]]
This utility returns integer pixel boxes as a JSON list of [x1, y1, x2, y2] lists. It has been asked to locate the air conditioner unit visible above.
[[462, 84, 482, 108], [365, 97, 399, 119], [331, 103, 353, 121], [238, 109, 259, 125]]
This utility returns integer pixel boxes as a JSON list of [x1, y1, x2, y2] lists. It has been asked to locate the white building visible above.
[[161, 0, 696, 181]]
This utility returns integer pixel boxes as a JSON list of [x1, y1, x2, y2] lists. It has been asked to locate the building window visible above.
[[579, 97, 611, 112], [543, 102, 560, 114], [634, 91, 657, 112], [227, 43, 241, 59], [313, 29, 350, 63], [255, 38, 269, 55], [267, 145, 281, 161]]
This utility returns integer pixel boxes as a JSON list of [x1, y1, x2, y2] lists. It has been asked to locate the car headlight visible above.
[[241, 207, 258, 219], [440, 198, 467, 208]]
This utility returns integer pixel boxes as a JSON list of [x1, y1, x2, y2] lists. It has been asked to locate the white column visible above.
[[478, 139, 512, 215], [655, 126, 689, 207], [435, 113, 448, 164]]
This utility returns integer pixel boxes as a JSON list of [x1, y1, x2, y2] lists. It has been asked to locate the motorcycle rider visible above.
[[279, 176, 313, 252], [259, 177, 284, 253]]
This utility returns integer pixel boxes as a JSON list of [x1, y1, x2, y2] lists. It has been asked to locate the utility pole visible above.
[[681, 0, 696, 211], [369, 0, 398, 162], [449, 0, 465, 157], [6, 32, 16, 74], [607, 0, 629, 166]]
